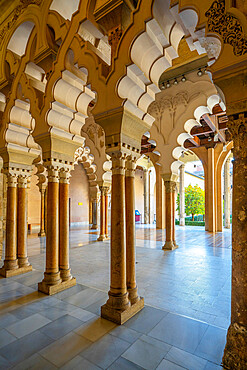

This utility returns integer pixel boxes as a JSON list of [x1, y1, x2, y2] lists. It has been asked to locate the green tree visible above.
[[177, 184, 205, 221]]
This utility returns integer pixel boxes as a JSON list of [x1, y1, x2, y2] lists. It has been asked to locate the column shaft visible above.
[[40, 168, 61, 287], [38, 188, 46, 237], [17, 177, 30, 267], [143, 169, 149, 224], [224, 158, 231, 229], [179, 164, 185, 226], [105, 192, 109, 238], [91, 199, 98, 229], [206, 148, 215, 232], [59, 174, 72, 281], [125, 158, 139, 304], [163, 181, 177, 250], [98, 187, 106, 241], [3, 175, 18, 270]]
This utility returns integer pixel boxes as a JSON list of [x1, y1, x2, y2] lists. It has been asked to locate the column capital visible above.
[[164, 181, 177, 193], [99, 185, 110, 196], [111, 153, 126, 176], [180, 163, 185, 170], [46, 166, 60, 183], [6, 173, 18, 188], [18, 175, 28, 188], [228, 113, 247, 160], [125, 156, 137, 177], [59, 168, 71, 184]]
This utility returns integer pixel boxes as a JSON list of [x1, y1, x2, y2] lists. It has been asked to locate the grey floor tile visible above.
[[39, 307, 69, 321], [12, 353, 57, 370], [69, 307, 96, 322], [194, 325, 226, 364], [54, 284, 86, 300], [0, 330, 53, 365], [75, 317, 116, 342], [0, 328, 16, 349], [0, 354, 12, 369], [6, 313, 51, 338], [156, 359, 186, 370], [61, 355, 101, 370], [165, 346, 207, 370], [0, 313, 20, 329], [204, 360, 223, 369], [109, 357, 145, 370], [39, 314, 83, 340], [124, 306, 168, 334], [149, 313, 208, 353], [39, 331, 92, 367], [122, 336, 170, 370], [111, 325, 142, 344], [81, 333, 130, 369]]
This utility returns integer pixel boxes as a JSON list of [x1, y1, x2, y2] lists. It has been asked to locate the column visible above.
[[179, 164, 185, 226], [0, 173, 18, 276], [155, 164, 165, 229], [38, 167, 62, 293], [91, 198, 98, 229], [143, 168, 149, 224], [59, 169, 73, 282], [125, 156, 142, 305], [224, 157, 231, 229], [38, 186, 46, 237], [163, 180, 178, 250], [172, 184, 178, 247], [98, 186, 106, 241], [17, 175, 31, 270], [206, 148, 215, 232], [89, 198, 93, 225], [101, 153, 144, 324], [223, 114, 247, 368], [104, 189, 109, 239]]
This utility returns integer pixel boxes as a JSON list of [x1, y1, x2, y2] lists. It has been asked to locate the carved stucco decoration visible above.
[[82, 116, 105, 156], [0, 0, 43, 42], [228, 113, 247, 158], [148, 91, 200, 144], [206, 0, 247, 56]]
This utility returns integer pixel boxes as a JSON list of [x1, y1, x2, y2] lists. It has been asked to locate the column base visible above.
[[222, 322, 247, 370], [97, 235, 110, 241], [38, 231, 46, 237], [0, 265, 32, 278], [60, 268, 72, 282], [38, 277, 76, 295], [162, 241, 178, 250], [18, 257, 31, 268], [179, 220, 185, 226], [128, 286, 140, 305], [91, 225, 98, 230], [101, 297, 144, 325]]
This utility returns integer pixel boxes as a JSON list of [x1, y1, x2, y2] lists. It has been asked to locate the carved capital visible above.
[[6, 173, 18, 188], [46, 166, 59, 183], [206, 0, 247, 56], [228, 113, 247, 159], [18, 175, 28, 188], [164, 181, 177, 193], [111, 153, 126, 176], [125, 155, 137, 177], [99, 185, 109, 196], [59, 168, 71, 184]]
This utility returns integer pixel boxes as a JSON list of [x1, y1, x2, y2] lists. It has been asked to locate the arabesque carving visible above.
[[228, 113, 247, 158], [0, 0, 42, 42], [206, 0, 247, 56]]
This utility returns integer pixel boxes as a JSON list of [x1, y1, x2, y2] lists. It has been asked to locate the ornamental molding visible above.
[[205, 0, 247, 56]]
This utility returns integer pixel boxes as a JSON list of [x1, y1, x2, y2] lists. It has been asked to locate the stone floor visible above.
[[0, 225, 231, 369]]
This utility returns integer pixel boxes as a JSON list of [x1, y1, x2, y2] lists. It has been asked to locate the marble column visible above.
[[17, 175, 31, 269], [98, 186, 106, 241], [104, 189, 109, 239], [163, 180, 178, 250], [125, 156, 141, 305], [143, 168, 149, 224], [179, 164, 185, 226], [101, 153, 144, 324], [224, 157, 231, 229], [38, 186, 46, 237], [155, 164, 164, 229], [38, 167, 62, 292], [89, 198, 93, 225], [206, 148, 215, 232], [172, 185, 178, 248], [91, 198, 98, 229], [0, 174, 18, 276], [223, 113, 247, 369], [59, 169, 73, 282]]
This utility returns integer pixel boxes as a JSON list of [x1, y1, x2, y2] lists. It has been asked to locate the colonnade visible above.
[[97, 185, 110, 241]]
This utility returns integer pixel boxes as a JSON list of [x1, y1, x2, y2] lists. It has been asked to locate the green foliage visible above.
[[177, 184, 205, 221]]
